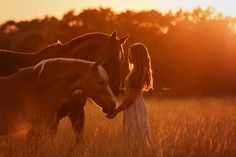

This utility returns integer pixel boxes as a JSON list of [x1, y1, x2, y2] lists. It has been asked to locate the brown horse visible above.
[[0, 31, 128, 94], [0, 58, 116, 137], [0, 31, 128, 141]]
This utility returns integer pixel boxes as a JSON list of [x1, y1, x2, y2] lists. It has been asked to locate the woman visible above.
[[107, 43, 153, 152]]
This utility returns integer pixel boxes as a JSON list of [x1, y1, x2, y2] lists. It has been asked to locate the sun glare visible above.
[[174, 1, 234, 18], [1, 0, 236, 22]]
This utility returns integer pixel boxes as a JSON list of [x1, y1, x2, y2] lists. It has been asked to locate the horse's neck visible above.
[[0, 67, 38, 89], [65, 37, 107, 60], [36, 49, 52, 60], [39, 61, 90, 94], [0, 50, 41, 67], [0, 49, 39, 58]]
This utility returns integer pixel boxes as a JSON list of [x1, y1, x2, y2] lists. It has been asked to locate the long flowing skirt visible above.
[[123, 94, 153, 155]]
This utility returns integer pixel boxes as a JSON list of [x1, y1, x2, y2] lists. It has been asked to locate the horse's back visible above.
[[0, 49, 37, 76], [0, 67, 40, 120], [0, 67, 36, 93]]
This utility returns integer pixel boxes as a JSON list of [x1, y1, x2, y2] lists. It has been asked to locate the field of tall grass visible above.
[[0, 97, 236, 157]]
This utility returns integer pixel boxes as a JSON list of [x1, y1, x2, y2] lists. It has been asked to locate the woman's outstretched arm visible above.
[[106, 88, 140, 119], [115, 91, 136, 113]]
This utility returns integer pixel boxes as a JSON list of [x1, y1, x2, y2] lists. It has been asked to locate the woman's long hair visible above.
[[128, 43, 153, 91]]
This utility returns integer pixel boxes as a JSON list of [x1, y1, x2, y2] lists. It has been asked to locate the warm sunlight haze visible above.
[[1, 1, 236, 157], [1, 0, 236, 22]]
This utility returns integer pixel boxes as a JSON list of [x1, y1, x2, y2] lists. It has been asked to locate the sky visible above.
[[1, 0, 236, 22]]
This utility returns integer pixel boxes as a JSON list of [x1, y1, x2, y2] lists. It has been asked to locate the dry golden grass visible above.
[[0, 97, 236, 157]]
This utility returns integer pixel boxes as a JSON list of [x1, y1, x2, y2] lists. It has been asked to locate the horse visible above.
[[0, 31, 128, 94], [0, 31, 128, 141], [0, 58, 116, 138]]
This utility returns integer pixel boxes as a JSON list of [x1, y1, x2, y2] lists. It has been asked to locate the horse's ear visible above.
[[119, 34, 129, 45], [109, 30, 117, 40]]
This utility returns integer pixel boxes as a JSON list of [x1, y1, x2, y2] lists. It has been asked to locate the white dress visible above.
[[123, 76, 151, 149]]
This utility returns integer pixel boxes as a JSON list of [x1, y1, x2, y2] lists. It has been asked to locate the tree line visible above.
[[1, 7, 236, 97]]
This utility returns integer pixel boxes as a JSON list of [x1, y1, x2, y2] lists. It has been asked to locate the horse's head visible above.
[[51, 31, 128, 95], [97, 31, 129, 95], [78, 62, 116, 114]]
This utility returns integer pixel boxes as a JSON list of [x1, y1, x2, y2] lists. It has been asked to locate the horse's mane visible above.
[[37, 32, 109, 55], [64, 32, 109, 50], [34, 58, 93, 76], [38, 41, 63, 54], [34, 58, 109, 82]]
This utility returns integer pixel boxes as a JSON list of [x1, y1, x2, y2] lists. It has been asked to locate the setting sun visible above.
[[1, 0, 236, 22]]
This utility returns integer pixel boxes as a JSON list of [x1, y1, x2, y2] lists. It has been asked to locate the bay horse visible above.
[[0, 31, 128, 141], [0, 58, 116, 137], [0, 31, 128, 94]]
